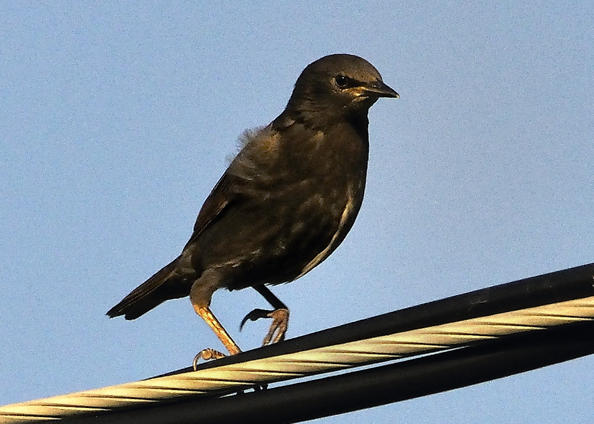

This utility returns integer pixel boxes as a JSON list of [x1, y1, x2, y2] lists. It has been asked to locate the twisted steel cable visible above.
[[1, 263, 593, 422]]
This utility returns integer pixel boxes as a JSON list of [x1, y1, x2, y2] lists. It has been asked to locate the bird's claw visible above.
[[240, 308, 273, 329], [263, 308, 289, 345], [240, 307, 289, 346], [193, 347, 267, 393], [193, 348, 226, 370]]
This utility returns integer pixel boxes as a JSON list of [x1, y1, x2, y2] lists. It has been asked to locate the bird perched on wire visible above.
[[107, 54, 398, 361]]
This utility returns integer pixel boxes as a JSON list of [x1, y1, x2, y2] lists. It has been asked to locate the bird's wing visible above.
[[185, 123, 287, 248], [186, 172, 238, 246]]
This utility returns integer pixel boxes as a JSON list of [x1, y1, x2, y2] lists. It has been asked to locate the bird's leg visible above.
[[191, 306, 241, 370], [194, 305, 241, 355], [240, 285, 290, 345], [190, 272, 242, 368]]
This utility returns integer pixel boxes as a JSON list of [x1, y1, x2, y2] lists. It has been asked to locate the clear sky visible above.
[[1, 2, 592, 423]]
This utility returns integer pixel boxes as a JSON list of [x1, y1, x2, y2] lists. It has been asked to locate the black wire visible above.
[[158, 262, 594, 376], [65, 321, 594, 424], [50, 262, 594, 423]]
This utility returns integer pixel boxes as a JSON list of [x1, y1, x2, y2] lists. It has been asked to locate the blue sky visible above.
[[1, 2, 592, 423]]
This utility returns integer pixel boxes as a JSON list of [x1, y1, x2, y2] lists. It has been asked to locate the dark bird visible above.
[[107, 54, 398, 359]]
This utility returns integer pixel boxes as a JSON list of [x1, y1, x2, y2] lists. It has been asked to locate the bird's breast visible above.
[[295, 181, 360, 278], [270, 123, 368, 280]]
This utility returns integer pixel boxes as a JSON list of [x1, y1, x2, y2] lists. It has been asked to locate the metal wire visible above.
[[59, 321, 594, 424], [2, 295, 593, 423]]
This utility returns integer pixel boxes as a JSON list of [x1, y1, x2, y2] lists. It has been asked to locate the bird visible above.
[[107, 54, 398, 360]]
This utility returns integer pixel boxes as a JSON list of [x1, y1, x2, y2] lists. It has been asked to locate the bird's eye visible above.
[[334, 75, 350, 89]]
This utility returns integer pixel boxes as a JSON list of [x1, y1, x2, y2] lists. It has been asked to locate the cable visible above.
[[63, 321, 594, 424], [1, 263, 592, 423]]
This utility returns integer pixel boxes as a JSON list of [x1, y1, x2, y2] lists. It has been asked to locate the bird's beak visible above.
[[361, 80, 399, 98]]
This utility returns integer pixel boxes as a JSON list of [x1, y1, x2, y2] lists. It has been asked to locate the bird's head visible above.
[[285, 54, 398, 126]]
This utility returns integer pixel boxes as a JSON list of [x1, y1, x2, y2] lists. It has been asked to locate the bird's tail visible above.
[[106, 257, 184, 320]]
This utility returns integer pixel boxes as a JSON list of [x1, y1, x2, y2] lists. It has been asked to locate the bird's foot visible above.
[[240, 307, 289, 346], [192, 347, 268, 392], [193, 348, 226, 370]]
